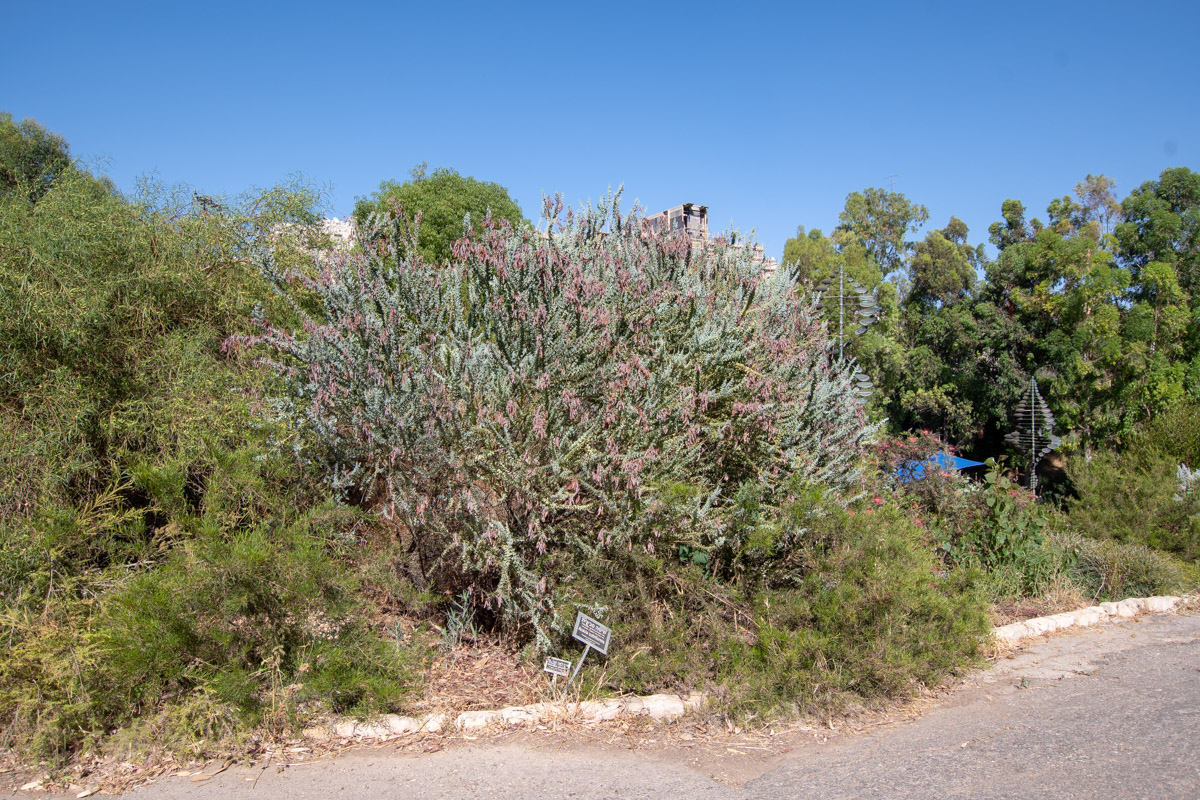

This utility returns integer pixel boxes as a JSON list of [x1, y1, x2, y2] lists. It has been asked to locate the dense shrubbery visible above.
[[234, 191, 1001, 725], [557, 500, 988, 718], [878, 435, 1065, 597], [732, 505, 986, 712], [1060, 533, 1195, 600], [0, 117, 427, 762], [1, 505, 424, 759], [876, 421, 1198, 604], [1067, 401, 1200, 562], [5, 111, 1192, 769], [249, 192, 878, 649]]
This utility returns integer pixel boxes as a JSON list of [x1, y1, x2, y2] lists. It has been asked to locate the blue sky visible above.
[[4, 1, 1198, 260]]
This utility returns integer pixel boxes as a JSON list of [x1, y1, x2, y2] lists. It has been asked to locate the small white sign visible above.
[[571, 612, 612, 655], [543, 657, 571, 677]]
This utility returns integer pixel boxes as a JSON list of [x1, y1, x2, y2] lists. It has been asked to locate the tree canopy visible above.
[[835, 187, 929, 279], [0, 113, 107, 204], [353, 164, 526, 264], [787, 168, 1200, 458]]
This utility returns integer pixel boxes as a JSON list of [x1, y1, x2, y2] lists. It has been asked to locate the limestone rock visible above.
[[624, 694, 686, 720], [1071, 606, 1106, 627], [456, 710, 502, 731], [1144, 595, 1180, 613]]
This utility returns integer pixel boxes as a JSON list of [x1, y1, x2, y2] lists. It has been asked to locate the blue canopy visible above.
[[896, 451, 986, 482]]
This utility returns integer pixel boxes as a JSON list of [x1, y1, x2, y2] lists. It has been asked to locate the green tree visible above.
[[782, 226, 884, 315], [0, 113, 86, 203], [988, 199, 1041, 251], [353, 165, 526, 265], [889, 299, 1028, 446], [835, 187, 929, 279], [782, 224, 896, 414], [1116, 167, 1200, 291], [782, 226, 841, 287], [1070, 173, 1121, 237], [907, 218, 981, 308]]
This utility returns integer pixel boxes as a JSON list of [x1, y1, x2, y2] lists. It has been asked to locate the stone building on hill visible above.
[[313, 203, 779, 273], [643, 203, 778, 274]]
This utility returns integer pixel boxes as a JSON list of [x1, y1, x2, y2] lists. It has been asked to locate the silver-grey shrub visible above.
[[245, 192, 877, 649]]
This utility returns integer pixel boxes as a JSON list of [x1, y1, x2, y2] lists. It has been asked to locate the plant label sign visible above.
[[543, 657, 571, 678], [571, 612, 611, 655]]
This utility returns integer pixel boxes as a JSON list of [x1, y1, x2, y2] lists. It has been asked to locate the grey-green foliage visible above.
[[1176, 463, 1200, 502], [252, 191, 879, 650]]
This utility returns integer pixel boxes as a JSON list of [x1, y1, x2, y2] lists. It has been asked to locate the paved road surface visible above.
[[125, 611, 1199, 800]]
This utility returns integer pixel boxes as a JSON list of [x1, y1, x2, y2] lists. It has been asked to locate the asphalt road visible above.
[[124, 611, 1200, 800]]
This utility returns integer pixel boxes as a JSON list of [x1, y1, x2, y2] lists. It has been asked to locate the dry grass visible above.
[[416, 638, 543, 715], [989, 574, 1087, 626]]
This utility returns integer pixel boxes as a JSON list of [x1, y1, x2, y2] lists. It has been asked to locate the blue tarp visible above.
[[896, 451, 986, 482]]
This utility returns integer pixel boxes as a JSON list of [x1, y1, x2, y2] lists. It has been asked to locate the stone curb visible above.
[[991, 594, 1185, 645], [304, 693, 704, 742]]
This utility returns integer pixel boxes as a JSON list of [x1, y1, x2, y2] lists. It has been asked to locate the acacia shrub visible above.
[[250, 193, 877, 648]]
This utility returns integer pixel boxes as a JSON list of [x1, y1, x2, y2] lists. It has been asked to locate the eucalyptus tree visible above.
[[835, 187, 929, 280]]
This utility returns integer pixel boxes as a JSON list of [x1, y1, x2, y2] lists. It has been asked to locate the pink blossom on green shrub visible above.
[[242, 192, 877, 649]]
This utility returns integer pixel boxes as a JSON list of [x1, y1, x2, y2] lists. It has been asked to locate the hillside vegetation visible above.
[[1, 114, 1196, 767]]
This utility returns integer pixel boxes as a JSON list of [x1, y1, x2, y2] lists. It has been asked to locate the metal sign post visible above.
[[543, 657, 571, 689], [567, 612, 611, 684], [568, 645, 592, 683]]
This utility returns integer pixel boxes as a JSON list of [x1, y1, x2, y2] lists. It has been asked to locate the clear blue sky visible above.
[[4, 1, 1198, 260]]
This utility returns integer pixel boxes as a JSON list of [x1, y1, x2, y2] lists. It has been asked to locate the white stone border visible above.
[[307, 594, 1192, 742], [304, 693, 704, 741], [991, 595, 1185, 645]]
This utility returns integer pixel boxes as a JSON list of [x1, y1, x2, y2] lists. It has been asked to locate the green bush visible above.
[[100, 512, 424, 715], [0, 158, 321, 557], [1130, 399, 1200, 468], [0, 120, 416, 762], [550, 502, 989, 720], [941, 461, 1060, 591], [724, 506, 987, 716], [0, 507, 430, 762], [1068, 447, 1200, 562], [885, 449, 1065, 597], [1064, 534, 1197, 600]]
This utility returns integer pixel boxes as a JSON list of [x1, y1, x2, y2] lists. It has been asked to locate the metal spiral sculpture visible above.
[[818, 267, 877, 399], [1004, 376, 1061, 492]]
